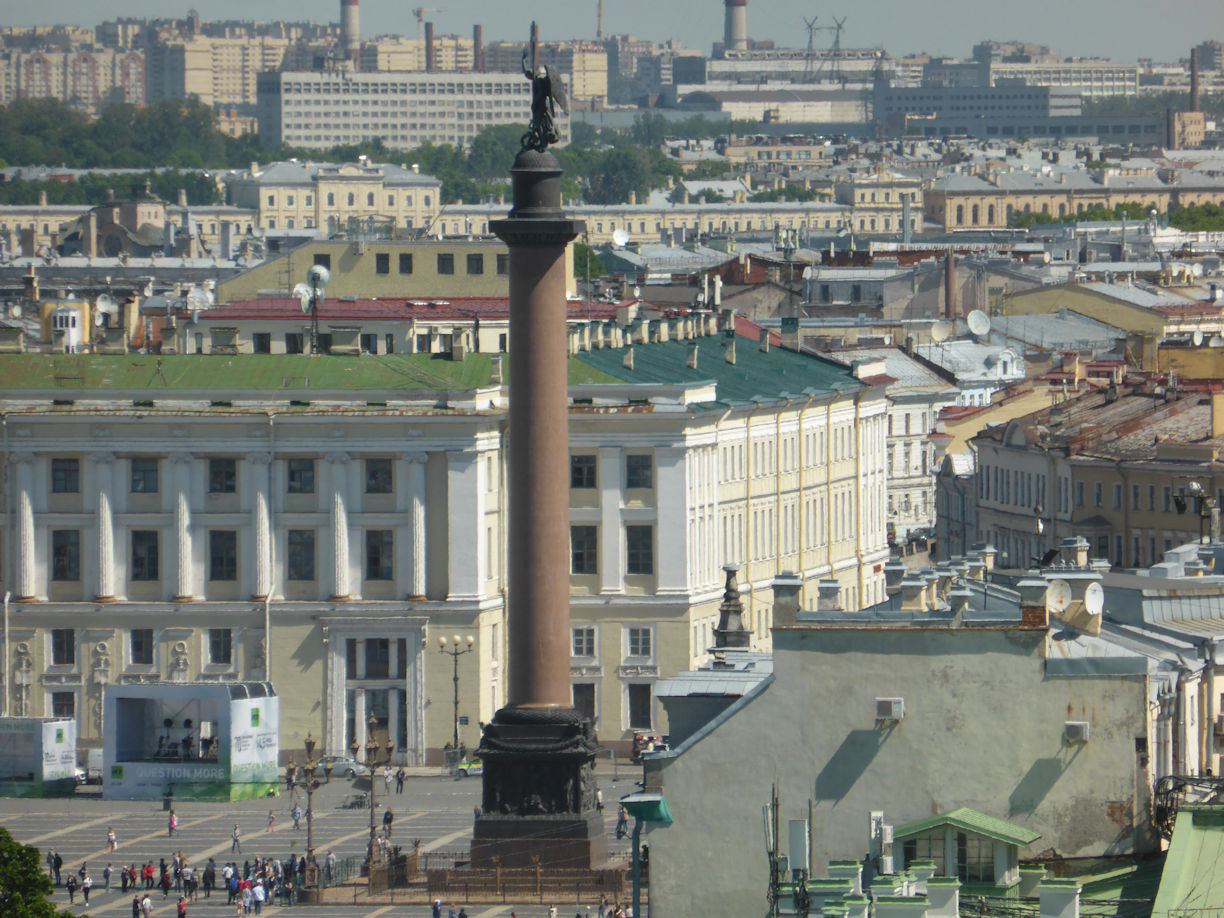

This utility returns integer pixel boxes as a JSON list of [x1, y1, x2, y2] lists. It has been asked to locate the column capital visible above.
[[170, 452, 195, 465], [89, 451, 116, 464], [248, 451, 273, 464], [405, 453, 429, 465], [325, 452, 352, 465], [9, 451, 35, 466]]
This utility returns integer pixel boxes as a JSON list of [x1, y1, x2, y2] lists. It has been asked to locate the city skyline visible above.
[[0, 0, 1220, 63]]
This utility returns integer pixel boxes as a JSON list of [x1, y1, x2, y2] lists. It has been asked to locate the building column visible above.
[[172, 453, 194, 601], [12, 453, 35, 601], [91, 452, 116, 601], [598, 446, 624, 594], [327, 453, 351, 601], [249, 452, 272, 600], [406, 454, 428, 599], [446, 450, 482, 601], [655, 446, 689, 592], [324, 626, 347, 754]]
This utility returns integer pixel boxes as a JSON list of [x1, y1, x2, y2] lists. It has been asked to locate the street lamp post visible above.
[[350, 713, 393, 891], [293, 264, 330, 356], [289, 732, 331, 888], [438, 635, 474, 753]]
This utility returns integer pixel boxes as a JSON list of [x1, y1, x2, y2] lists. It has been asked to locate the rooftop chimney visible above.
[[342, 0, 360, 68], [473, 25, 483, 71], [771, 571, 804, 626], [686, 342, 699, 369], [944, 252, 956, 319], [425, 21, 435, 72], [900, 574, 928, 612], [724, 0, 748, 51], [816, 579, 842, 612], [1017, 572, 1049, 628]]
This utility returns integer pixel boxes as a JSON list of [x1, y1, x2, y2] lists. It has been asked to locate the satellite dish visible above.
[[632, 286, 641, 300], [930, 321, 951, 343], [94, 294, 118, 325], [185, 287, 210, 312], [1084, 582, 1104, 617], [612, 228, 630, 247], [1193, 329, 1204, 346], [293, 283, 313, 313], [307, 264, 331, 289], [1210, 336, 1224, 348], [1047, 579, 1072, 614], [967, 309, 991, 337], [8, 304, 22, 318]]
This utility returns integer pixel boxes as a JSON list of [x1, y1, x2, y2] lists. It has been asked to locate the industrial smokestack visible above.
[[341, 0, 360, 68], [724, 0, 747, 52], [944, 252, 956, 319], [473, 24, 483, 72], [1191, 47, 1201, 111], [425, 21, 435, 72]]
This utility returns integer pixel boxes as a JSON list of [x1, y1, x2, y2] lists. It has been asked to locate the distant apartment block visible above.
[[483, 40, 608, 107], [256, 70, 564, 151], [0, 48, 145, 114]]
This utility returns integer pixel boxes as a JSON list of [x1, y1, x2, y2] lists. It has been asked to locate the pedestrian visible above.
[[232, 823, 242, 853], [65, 873, 78, 904], [107, 825, 118, 851], [459, 910, 468, 918], [161, 869, 172, 898], [432, 899, 442, 918], [449, 905, 457, 918], [395, 767, 405, 793], [382, 807, 394, 839], [383, 765, 392, 794], [53, 850, 63, 886], [142, 892, 153, 918], [104, 862, 113, 892], [168, 809, 178, 836], [291, 803, 302, 830], [549, 904, 557, 918], [596, 788, 604, 811], [325, 849, 335, 884], [46, 848, 56, 883], [178, 895, 188, 918], [266, 809, 275, 832], [82, 871, 92, 904], [615, 806, 629, 839], [252, 879, 266, 915], [132, 895, 141, 918]]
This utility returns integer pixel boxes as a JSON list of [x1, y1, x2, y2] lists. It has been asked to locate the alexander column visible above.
[[471, 24, 605, 869]]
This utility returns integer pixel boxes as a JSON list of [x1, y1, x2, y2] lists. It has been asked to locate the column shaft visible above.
[[94, 455, 115, 600], [251, 454, 272, 600], [14, 456, 35, 600], [407, 455, 427, 599]]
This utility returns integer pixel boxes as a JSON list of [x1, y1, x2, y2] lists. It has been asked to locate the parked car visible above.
[[315, 755, 368, 778], [453, 757, 483, 777]]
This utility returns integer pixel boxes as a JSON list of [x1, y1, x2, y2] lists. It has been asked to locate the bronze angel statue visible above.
[[521, 46, 568, 152]]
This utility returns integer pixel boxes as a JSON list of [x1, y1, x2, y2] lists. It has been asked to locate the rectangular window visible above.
[[209, 628, 233, 665], [287, 458, 315, 494], [209, 530, 238, 581], [51, 691, 75, 719], [466, 253, 484, 274], [365, 638, 390, 678], [1075, 481, 1084, 507], [51, 458, 79, 493], [571, 455, 597, 489], [130, 458, 159, 493], [313, 253, 331, 269], [1094, 482, 1103, 507], [1112, 483, 1122, 510], [573, 683, 596, 723], [398, 253, 414, 274], [625, 455, 653, 489], [628, 626, 652, 657], [437, 252, 454, 274], [496, 253, 509, 275], [51, 530, 80, 581], [571, 525, 597, 575], [572, 626, 596, 657], [130, 628, 154, 666], [285, 333, 304, 354], [1131, 484, 1140, 510], [365, 530, 393, 580], [252, 332, 271, 354], [627, 683, 652, 729], [375, 252, 390, 274], [51, 628, 75, 666], [208, 458, 237, 493], [626, 525, 654, 575], [130, 530, 159, 581], [365, 458, 393, 493], [287, 530, 316, 581]]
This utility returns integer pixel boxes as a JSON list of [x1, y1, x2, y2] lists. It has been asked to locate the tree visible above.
[[466, 123, 526, 180], [573, 242, 607, 280], [0, 827, 74, 918]]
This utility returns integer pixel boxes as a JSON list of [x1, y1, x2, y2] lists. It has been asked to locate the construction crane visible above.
[[412, 7, 441, 45]]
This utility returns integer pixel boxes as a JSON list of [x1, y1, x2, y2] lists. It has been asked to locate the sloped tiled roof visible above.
[[894, 807, 1041, 847]]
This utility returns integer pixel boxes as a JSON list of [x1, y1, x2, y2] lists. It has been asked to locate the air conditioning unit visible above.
[[876, 697, 904, 721], [879, 855, 895, 875], [881, 824, 894, 844], [1064, 721, 1090, 743]]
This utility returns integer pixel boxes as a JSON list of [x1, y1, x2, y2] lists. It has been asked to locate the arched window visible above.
[[347, 193, 355, 206], [955, 204, 964, 225], [1058, 203, 1066, 217], [971, 204, 979, 225], [987, 205, 996, 224]]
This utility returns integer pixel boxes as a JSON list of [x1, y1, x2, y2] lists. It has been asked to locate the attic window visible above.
[[572, 397, 593, 405], [289, 399, 311, 407], [133, 400, 154, 408]]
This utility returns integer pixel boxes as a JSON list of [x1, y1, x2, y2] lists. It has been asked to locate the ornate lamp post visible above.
[[351, 713, 394, 889], [438, 635, 474, 753], [292, 264, 330, 355], [290, 732, 331, 885]]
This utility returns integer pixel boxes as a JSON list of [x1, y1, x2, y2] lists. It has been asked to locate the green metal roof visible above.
[[573, 338, 863, 407], [893, 807, 1041, 848], [0, 354, 620, 393], [1152, 805, 1224, 918]]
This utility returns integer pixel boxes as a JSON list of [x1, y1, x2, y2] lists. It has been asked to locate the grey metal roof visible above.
[[818, 346, 958, 397]]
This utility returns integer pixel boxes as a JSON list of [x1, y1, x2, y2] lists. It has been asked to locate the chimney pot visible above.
[[900, 575, 929, 612]]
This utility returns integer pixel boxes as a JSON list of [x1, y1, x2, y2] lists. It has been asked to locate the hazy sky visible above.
[[0, 0, 1221, 62]]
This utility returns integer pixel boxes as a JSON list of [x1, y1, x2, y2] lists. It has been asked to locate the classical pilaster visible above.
[[249, 452, 272, 600], [446, 450, 482, 601], [327, 452, 351, 601], [91, 453, 116, 601], [406, 453, 428, 599], [12, 453, 36, 601], [172, 453, 194, 601]]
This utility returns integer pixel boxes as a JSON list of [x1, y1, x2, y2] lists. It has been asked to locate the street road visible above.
[[1, 768, 640, 918]]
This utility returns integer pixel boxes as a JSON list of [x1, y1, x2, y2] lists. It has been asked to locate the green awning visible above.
[[620, 792, 673, 824]]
